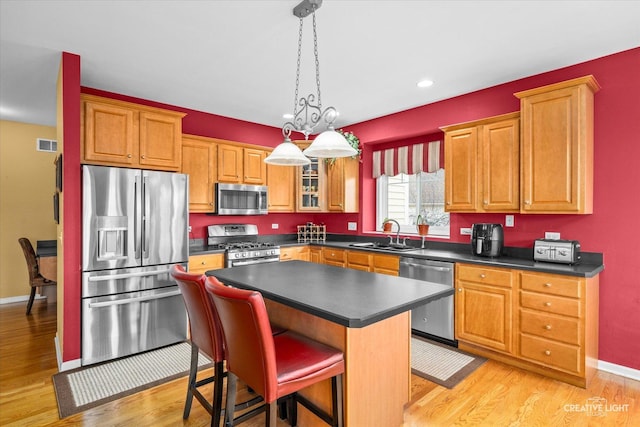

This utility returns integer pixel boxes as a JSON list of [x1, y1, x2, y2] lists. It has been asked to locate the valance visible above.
[[372, 140, 442, 178]]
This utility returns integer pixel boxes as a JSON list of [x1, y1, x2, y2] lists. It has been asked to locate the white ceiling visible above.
[[1, 0, 639, 130]]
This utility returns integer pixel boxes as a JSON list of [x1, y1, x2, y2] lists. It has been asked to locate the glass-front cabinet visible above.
[[296, 141, 324, 211]]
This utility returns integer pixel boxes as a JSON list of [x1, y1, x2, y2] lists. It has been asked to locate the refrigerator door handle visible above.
[[88, 289, 182, 308], [87, 268, 173, 282], [134, 174, 142, 260], [142, 175, 149, 260]]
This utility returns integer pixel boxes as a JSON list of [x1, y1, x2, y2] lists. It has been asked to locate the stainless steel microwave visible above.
[[215, 183, 268, 215]]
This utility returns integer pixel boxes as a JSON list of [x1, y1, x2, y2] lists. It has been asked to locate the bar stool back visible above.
[[205, 276, 344, 427], [171, 265, 224, 427]]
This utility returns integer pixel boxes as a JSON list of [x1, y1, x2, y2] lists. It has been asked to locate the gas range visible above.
[[207, 224, 280, 268]]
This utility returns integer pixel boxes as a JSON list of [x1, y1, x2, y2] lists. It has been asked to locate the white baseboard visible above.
[[0, 294, 46, 305], [54, 333, 81, 372], [598, 359, 640, 381]]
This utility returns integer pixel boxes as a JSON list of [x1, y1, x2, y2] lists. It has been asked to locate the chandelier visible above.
[[264, 0, 358, 166]]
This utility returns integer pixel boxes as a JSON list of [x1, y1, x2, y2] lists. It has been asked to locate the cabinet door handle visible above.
[[458, 288, 462, 292], [201, 261, 206, 265], [127, 154, 132, 158], [544, 324, 552, 330], [544, 302, 552, 307], [544, 283, 552, 288], [483, 200, 488, 205], [141, 155, 145, 159], [480, 274, 486, 278], [525, 200, 531, 205], [544, 350, 551, 356]]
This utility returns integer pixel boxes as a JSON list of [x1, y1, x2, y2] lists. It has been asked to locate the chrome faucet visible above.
[[383, 219, 401, 245]]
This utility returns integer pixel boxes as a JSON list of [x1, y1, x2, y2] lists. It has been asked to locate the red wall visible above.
[[348, 48, 640, 370], [66, 48, 640, 370]]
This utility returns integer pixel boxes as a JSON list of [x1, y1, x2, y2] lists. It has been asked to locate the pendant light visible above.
[[264, 0, 357, 166]]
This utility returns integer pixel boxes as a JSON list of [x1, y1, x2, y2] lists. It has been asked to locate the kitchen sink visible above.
[[348, 242, 416, 252]]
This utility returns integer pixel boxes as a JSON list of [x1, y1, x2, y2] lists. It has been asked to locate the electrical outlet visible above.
[[460, 227, 472, 235], [545, 232, 561, 240], [187, 225, 192, 233], [271, 223, 279, 229], [347, 222, 357, 231], [505, 215, 514, 227]]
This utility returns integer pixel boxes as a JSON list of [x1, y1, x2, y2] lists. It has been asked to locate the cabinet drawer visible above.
[[457, 264, 513, 288], [520, 291, 581, 317], [372, 254, 399, 272], [519, 334, 582, 375], [280, 246, 309, 261], [347, 250, 371, 266], [188, 253, 225, 274], [520, 272, 581, 298], [323, 248, 346, 262], [519, 309, 580, 345]]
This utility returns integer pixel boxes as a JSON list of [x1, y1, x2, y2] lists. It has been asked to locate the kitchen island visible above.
[[207, 260, 453, 427]]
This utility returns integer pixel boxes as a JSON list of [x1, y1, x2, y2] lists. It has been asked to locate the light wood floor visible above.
[[1, 301, 638, 426]]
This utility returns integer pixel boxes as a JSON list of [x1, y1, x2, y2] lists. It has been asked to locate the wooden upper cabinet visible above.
[[243, 148, 267, 184], [442, 112, 520, 213], [81, 94, 184, 171], [516, 75, 599, 214], [443, 126, 478, 211], [326, 157, 360, 212], [267, 163, 296, 212], [138, 111, 183, 170], [181, 135, 217, 212], [217, 144, 243, 183], [217, 144, 267, 184], [481, 114, 520, 211]]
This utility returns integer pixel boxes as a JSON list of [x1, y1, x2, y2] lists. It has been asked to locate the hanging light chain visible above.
[[293, 16, 304, 116], [312, 10, 321, 110]]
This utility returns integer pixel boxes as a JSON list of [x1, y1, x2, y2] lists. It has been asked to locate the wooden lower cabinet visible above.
[[371, 253, 399, 276], [188, 253, 224, 275], [455, 264, 515, 354], [309, 247, 322, 264], [455, 263, 599, 388], [322, 248, 346, 267], [280, 246, 310, 262], [346, 250, 371, 272]]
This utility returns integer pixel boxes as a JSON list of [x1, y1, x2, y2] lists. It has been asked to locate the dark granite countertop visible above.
[[191, 234, 603, 278], [206, 260, 453, 328]]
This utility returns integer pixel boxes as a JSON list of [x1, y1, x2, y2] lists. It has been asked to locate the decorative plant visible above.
[[326, 129, 362, 165], [416, 214, 428, 225]]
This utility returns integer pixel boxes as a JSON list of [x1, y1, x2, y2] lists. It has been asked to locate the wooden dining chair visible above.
[[18, 238, 57, 315], [205, 276, 345, 427]]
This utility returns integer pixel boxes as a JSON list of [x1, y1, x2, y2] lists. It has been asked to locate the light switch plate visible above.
[[545, 231, 561, 240], [347, 222, 357, 231], [271, 223, 279, 229], [460, 227, 472, 235], [505, 215, 514, 227]]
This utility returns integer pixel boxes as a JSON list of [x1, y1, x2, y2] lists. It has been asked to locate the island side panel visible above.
[[264, 300, 411, 427]]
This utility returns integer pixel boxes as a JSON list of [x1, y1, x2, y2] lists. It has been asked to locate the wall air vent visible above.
[[37, 138, 57, 152]]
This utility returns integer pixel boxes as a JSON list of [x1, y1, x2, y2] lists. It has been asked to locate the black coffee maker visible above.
[[471, 223, 504, 257]]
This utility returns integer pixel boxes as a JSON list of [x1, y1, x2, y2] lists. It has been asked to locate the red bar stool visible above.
[[205, 276, 345, 427], [171, 265, 226, 426]]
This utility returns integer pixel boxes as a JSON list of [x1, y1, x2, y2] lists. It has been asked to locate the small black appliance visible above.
[[471, 223, 504, 257]]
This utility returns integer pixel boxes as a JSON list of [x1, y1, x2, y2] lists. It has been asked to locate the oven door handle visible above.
[[87, 268, 172, 282], [231, 258, 279, 267], [88, 289, 182, 308]]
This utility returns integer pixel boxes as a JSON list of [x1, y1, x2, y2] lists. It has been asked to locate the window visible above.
[[376, 169, 450, 237]]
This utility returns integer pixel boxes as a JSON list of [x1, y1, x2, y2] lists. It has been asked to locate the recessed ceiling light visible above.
[[417, 79, 434, 88]]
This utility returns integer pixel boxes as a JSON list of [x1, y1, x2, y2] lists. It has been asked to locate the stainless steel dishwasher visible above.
[[399, 257, 456, 346]]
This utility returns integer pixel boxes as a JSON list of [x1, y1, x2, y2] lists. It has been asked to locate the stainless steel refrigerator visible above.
[[81, 165, 189, 365]]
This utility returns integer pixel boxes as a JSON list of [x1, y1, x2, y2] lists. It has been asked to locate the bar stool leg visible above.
[[224, 372, 238, 427]]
